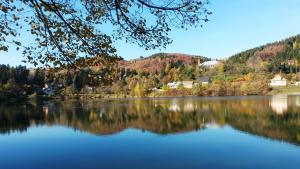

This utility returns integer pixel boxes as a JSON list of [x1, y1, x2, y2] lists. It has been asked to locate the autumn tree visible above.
[[0, 0, 211, 69], [134, 82, 144, 97], [73, 70, 88, 92], [63, 71, 73, 86]]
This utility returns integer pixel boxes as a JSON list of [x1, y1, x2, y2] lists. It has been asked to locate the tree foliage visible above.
[[225, 35, 300, 75], [0, 0, 211, 68]]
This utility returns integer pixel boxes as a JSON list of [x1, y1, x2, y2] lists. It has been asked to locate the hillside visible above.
[[224, 35, 300, 74], [2, 35, 300, 100], [117, 35, 300, 75], [118, 53, 210, 73]]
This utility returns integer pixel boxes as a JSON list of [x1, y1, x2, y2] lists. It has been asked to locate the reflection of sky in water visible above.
[[205, 122, 222, 129], [1, 126, 300, 169], [1, 97, 300, 169], [0, 96, 300, 169]]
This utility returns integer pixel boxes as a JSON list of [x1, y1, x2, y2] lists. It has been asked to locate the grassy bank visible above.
[[268, 86, 300, 95]]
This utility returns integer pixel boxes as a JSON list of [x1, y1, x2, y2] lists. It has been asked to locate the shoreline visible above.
[[33, 92, 300, 101], [2, 89, 300, 103]]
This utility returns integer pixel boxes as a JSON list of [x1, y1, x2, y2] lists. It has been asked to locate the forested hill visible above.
[[224, 35, 300, 74], [118, 53, 211, 73]]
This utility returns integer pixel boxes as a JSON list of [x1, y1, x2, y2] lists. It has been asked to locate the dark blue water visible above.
[[0, 96, 300, 169]]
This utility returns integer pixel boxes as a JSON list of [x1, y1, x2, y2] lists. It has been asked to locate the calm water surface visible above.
[[1, 95, 300, 169]]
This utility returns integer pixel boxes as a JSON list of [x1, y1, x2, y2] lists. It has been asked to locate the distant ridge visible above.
[[225, 34, 300, 74], [228, 35, 300, 61], [118, 53, 211, 73]]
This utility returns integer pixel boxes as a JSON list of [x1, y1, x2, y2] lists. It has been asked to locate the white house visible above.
[[167, 81, 195, 89], [167, 82, 182, 89], [294, 81, 300, 86], [200, 60, 220, 69], [182, 81, 194, 88], [269, 74, 287, 87]]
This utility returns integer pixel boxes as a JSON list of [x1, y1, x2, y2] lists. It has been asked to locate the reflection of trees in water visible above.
[[0, 97, 300, 145], [0, 103, 45, 134]]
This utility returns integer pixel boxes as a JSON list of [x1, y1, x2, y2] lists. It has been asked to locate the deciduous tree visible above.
[[0, 0, 211, 68]]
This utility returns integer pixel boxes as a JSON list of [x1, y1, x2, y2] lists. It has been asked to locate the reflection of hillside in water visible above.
[[0, 96, 300, 145]]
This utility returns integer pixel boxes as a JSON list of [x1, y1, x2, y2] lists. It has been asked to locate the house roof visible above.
[[272, 74, 287, 81], [199, 77, 210, 82], [167, 82, 182, 85]]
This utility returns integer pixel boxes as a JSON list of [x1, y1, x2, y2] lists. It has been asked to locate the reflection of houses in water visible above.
[[183, 103, 195, 112], [295, 97, 300, 107], [201, 104, 210, 113], [289, 96, 300, 107], [183, 100, 198, 112], [205, 122, 222, 129], [270, 95, 288, 114], [168, 99, 196, 112], [42, 102, 56, 116], [169, 99, 181, 112], [43, 106, 49, 115]]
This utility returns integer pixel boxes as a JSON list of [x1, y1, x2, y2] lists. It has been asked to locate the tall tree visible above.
[[0, 0, 211, 68], [73, 70, 88, 92]]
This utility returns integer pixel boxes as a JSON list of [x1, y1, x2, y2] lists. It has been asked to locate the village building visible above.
[[42, 83, 60, 96], [198, 77, 210, 85], [294, 81, 300, 86], [182, 81, 194, 88], [167, 82, 182, 89], [167, 81, 195, 89], [200, 60, 220, 69], [269, 74, 287, 87]]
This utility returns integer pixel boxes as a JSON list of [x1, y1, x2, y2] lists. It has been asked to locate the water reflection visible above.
[[0, 96, 300, 145], [270, 95, 288, 114]]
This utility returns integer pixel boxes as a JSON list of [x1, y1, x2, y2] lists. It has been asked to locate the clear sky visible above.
[[1, 0, 300, 66]]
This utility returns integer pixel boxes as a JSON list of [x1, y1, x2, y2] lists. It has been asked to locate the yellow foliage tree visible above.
[[134, 82, 145, 98]]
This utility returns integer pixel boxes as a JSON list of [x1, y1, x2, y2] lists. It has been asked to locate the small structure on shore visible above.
[[42, 83, 60, 96], [167, 81, 195, 89], [269, 74, 287, 87], [182, 81, 194, 88], [167, 82, 182, 89], [198, 77, 210, 85]]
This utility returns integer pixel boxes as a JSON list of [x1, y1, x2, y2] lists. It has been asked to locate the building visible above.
[[198, 77, 210, 85], [167, 81, 195, 89], [182, 81, 194, 88], [294, 81, 300, 86], [200, 60, 220, 69], [167, 82, 182, 89], [42, 83, 60, 96], [269, 74, 287, 87]]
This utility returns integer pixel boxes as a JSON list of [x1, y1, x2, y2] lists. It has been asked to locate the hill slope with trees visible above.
[[1, 35, 300, 100], [224, 35, 300, 75], [118, 53, 210, 73]]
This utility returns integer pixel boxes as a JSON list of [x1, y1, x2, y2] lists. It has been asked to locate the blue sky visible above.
[[1, 0, 300, 66]]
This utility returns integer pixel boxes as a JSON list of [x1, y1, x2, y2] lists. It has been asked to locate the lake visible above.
[[1, 95, 300, 169]]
